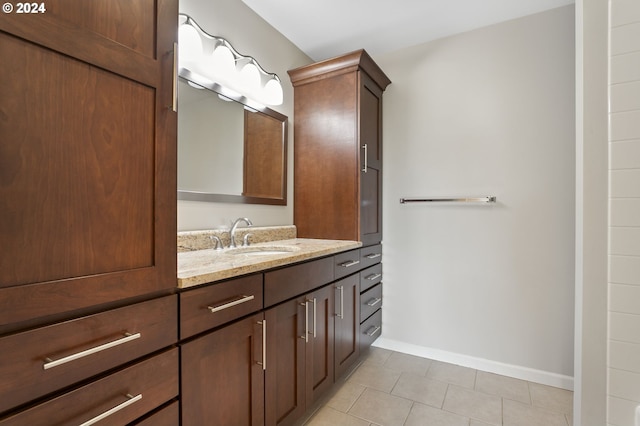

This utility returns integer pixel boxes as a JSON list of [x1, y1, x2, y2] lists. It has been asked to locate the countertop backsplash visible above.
[[177, 225, 297, 252]]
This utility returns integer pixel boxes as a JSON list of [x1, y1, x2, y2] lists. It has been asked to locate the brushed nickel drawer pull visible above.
[[257, 320, 266, 370], [336, 286, 344, 319], [362, 144, 368, 172], [365, 253, 381, 259], [366, 297, 382, 307], [365, 273, 382, 281], [312, 298, 317, 338], [207, 295, 255, 313], [339, 260, 360, 268], [78, 393, 142, 426], [43, 332, 141, 370], [365, 325, 381, 337], [171, 42, 178, 112], [300, 301, 309, 342]]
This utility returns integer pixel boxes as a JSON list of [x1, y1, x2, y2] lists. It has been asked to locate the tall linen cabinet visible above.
[[288, 50, 389, 379], [288, 50, 390, 247]]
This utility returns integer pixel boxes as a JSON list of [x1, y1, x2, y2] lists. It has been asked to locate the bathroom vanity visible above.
[[177, 230, 383, 426]]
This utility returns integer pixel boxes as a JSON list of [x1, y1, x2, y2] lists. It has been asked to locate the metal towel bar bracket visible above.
[[399, 196, 496, 204]]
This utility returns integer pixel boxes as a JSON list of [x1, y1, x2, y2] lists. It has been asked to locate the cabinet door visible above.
[[334, 274, 361, 378], [265, 298, 306, 426], [306, 285, 335, 407], [181, 313, 265, 426], [0, 0, 178, 330], [359, 73, 384, 245]]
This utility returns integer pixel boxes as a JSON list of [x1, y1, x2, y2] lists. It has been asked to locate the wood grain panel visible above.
[[0, 32, 154, 288]]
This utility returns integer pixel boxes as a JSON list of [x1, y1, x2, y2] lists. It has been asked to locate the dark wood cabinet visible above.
[[0, 1, 178, 422], [288, 50, 390, 245], [264, 284, 336, 426], [334, 274, 361, 378], [0, 0, 178, 332], [181, 313, 265, 426]]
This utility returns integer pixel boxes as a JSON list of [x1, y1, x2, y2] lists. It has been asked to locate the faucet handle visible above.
[[242, 233, 253, 247], [209, 235, 223, 250]]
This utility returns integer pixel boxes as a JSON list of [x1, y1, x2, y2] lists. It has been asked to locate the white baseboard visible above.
[[372, 337, 574, 391]]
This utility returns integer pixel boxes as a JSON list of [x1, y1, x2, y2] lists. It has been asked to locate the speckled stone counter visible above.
[[177, 238, 361, 288], [178, 225, 297, 253]]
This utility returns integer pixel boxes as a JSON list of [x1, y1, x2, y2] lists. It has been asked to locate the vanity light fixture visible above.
[[178, 14, 284, 106]]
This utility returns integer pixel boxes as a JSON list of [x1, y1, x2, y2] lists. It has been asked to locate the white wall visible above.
[[374, 6, 576, 387], [177, 0, 311, 231], [608, 1, 640, 424]]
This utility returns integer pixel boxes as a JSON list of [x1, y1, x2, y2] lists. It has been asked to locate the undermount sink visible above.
[[228, 245, 300, 256]]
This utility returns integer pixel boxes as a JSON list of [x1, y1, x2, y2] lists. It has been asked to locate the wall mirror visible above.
[[177, 73, 288, 205]]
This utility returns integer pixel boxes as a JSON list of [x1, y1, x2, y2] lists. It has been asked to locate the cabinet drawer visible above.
[[360, 263, 382, 292], [131, 401, 179, 426], [334, 249, 362, 279], [360, 283, 382, 323], [180, 274, 263, 339], [264, 256, 334, 307], [0, 348, 179, 425], [360, 309, 382, 349], [360, 244, 382, 269], [0, 296, 177, 415]]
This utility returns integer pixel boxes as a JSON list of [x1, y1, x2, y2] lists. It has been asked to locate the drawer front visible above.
[[334, 249, 362, 279], [180, 274, 263, 339], [359, 244, 382, 269], [264, 256, 334, 307], [131, 401, 179, 426], [0, 296, 177, 415], [360, 283, 382, 323], [360, 309, 382, 350], [0, 348, 179, 425], [360, 263, 382, 293]]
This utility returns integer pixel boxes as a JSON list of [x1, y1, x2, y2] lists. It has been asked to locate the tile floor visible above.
[[303, 348, 573, 426]]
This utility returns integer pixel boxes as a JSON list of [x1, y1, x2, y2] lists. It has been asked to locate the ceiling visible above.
[[241, 0, 575, 61]]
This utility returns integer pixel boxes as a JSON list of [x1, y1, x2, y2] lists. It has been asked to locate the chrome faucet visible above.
[[229, 217, 253, 248]]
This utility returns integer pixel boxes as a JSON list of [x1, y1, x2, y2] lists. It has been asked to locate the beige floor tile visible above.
[[348, 388, 413, 426], [404, 402, 469, 426], [470, 420, 496, 426], [325, 381, 366, 412], [503, 399, 569, 426], [391, 372, 448, 408], [347, 362, 401, 393], [475, 371, 531, 403], [427, 361, 477, 389], [442, 385, 502, 425], [529, 382, 573, 415], [361, 346, 393, 366], [383, 352, 432, 375], [305, 406, 370, 426]]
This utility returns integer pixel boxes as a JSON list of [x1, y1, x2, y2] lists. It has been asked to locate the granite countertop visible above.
[[177, 238, 362, 288]]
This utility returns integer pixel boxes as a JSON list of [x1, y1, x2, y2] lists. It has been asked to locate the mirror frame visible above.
[[177, 68, 288, 205]]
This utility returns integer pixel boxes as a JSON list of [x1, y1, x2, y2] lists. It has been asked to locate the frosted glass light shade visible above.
[[262, 78, 284, 106], [239, 63, 261, 99], [209, 45, 235, 83]]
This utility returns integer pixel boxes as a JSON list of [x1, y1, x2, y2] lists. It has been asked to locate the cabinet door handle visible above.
[[336, 286, 344, 319], [171, 42, 178, 112], [78, 393, 142, 426], [362, 144, 368, 172], [366, 297, 382, 307], [365, 273, 382, 281], [365, 325, 381, 337], [257, 320, 266, 370], [365, 253, 381, 259], [43, 332, 141, 370], [207, 294, 255, 313], [339, 260, 360, 268], [312, 298, 317, 338], [300, 301, 309, 342]]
